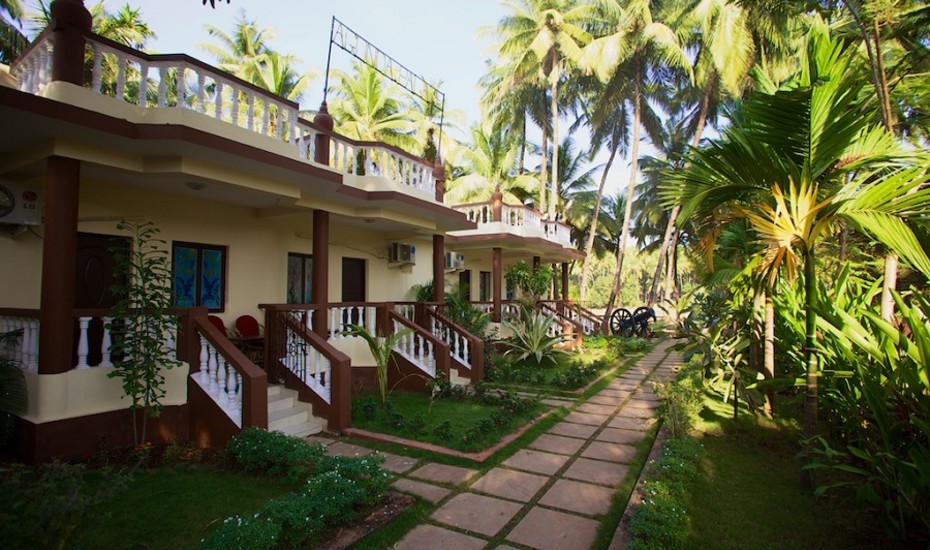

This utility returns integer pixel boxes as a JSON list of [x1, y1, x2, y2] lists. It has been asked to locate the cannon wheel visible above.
[[610, 308, 633, 336], [632, 306, 654, 337]]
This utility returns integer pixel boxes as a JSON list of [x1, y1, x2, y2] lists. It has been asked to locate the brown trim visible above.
[[14, 404, 189, 463], [312, 210, 330, 338], [562, 262, 570, 301], [492, 247, 502, 323], [446, 233, 585, 260], [432, 235, 444, 302], [334, 187, 476, 228]]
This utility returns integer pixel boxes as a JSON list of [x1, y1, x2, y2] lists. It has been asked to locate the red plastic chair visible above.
[[235, 315, 262, 338], [207, 315, 227, 335]]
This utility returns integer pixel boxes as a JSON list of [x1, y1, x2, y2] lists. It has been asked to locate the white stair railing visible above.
[[279, 323, 331, 404], [194, 334, 243, 427], [391, 319, 436, 377]]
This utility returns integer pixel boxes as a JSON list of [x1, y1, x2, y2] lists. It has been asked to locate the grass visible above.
[[351, 389, 548, 453], [630, 386, 914, 549], [73, 466, 297, 549]]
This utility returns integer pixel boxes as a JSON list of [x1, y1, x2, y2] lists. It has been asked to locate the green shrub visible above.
[[501, 309, 566, 367], [0, 462, 127, 549], [224, 428, 326, 482], [657, 366, 704, 437]]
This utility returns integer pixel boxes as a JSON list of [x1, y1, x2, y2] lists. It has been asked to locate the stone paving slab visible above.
[[608, 416, 655, 431], [617, 407, 658, 419], [541, 398, 575, 408], [597, 388, 631, 398], [596, 426, 646, 445], [305, 435, 336, 446], [470, 467, 549, 502], [529, 433, 586, 456], [563, 457, 630, 486], [563, 411, 610, 426], [506, 507, 599, 550], [581, 441, 637, 463], [432, 492, 523, 537], [503, 449, 571, 475], [576, 402, 618, 415], [588, 393, 625, 406], [392, 478, 452, 503], [624, 399, 661, 410], [396, 524, 486, 550], [409, 463, 479, 486], [379, 452, 419, 474], [326, 442, 373, 457], [547, 421, 599, 439], [538, 478, 615, 516]]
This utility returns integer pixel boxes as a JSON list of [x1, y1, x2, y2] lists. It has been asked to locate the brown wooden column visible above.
[[311, 210, 329, 339], [492, 247, 502, 322], [433, 155, 445, 203], [313, 103, 333, 165], [38, 156, 81, 374], [432, 235, 444, 302], [50, 0, 92, 86], [492, 186, 503, 222], [561, 262, 569, 301], [552, 263, 558, 299]]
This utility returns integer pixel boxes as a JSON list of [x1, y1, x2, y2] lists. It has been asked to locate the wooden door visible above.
[[341, 258, 366, 302], [74, 232, 130, 366]]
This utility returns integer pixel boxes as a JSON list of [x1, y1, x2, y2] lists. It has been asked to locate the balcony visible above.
[[8, 29, 442, 208], [451, 201, 574, 248]]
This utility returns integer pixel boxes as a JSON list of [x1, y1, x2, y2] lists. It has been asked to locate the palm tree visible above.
[[201, 13, 273, 84], [665, 23, 930, 480], [0, 0, 26, 63], [327, 61, 416, 151], [445, 121, 538, 204], [582, 0, 691, 331], [251, 50, 313, 102], [548, 133, 601, 245], [494, 0, 593, 220]]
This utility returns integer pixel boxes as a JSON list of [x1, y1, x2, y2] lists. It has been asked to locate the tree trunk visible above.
[[539, 99, 549, 215], [665, 229, 680, 302], [801, 247, 819, 489], [650, 78, 713, 305], [764, 287, 776, 418], [519, 116, 527, 175], [580, 138, 619, 302], [549, 64, 559, 221], [601, 71, 642, 331]]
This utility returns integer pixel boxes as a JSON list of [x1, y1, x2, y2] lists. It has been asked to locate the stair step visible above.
[[278, 417, 325, 438], [267, 387, 298, 413], [268, 401, 312, 431]]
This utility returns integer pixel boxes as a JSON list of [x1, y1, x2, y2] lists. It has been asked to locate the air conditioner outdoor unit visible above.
[[388, 242, 416, 265], [444, 251, 465, 271], [0, 181, 42, 226]]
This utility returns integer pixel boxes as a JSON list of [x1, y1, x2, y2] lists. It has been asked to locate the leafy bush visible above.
[[628, 438, 704, 550], [501, 309, 566, 366], [657, 365, 704, 437], [224, 428, 326, 482], [202, 454, 388, 549], [0, 462, 127, 549]]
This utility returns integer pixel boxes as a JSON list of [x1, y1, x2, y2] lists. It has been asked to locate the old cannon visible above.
[[609, 306, 656, 337]]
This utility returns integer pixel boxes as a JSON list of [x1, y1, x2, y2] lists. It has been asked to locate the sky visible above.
[[17, 0, 638, 198]]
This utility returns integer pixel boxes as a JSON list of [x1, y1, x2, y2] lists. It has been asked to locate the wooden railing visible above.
[[9, 30, 436, 197], [537, 301, 585, 342], [262, 304, 351, 432], [386, 308, 450, 380], [187, 311, 267, 429], [424, 307, 484, 383], [565, 302, 604, 335]]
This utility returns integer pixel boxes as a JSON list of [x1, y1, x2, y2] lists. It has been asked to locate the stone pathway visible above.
[[312, 340, 683, 550]]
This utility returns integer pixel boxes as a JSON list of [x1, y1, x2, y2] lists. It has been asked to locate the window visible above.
[[172, 242, 227, 311], [287, 253, 313, 304], [479, 271, 491, 301]]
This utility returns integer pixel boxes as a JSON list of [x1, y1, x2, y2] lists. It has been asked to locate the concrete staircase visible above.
[[267, 384, 325, 438]]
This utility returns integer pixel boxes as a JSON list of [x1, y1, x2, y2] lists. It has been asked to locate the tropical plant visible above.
[[328, 61, 416, 151], [106, 220, 182, 447], [505, 261, 553, 306], [501, 309, 566, 366], [445, 121, 539, 204], [0, 0, 26, 63], [665, 22, 930, 477], [0, 328, 27, 446], [345, 323, 413, 408]]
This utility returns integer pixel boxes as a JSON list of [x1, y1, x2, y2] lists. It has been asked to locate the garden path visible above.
[[310, 340, 682, 550]]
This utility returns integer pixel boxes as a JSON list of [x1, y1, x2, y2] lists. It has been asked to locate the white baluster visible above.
[[198, 335, 209, 383], [214, 80, 224, 119], [247, 94, 255, 131], [91, 45, 103, 92], [216, 355, 228, 405], [75, 317, 90, 369], [196, 71, 206, 112], [225, 363, 236, 402], [261, 101, 269, 135], [115, 53, 127, 101], [156, 65, 167, 106], [207, 346, 218, 392], [275, 106, 284, 139], [231, 86, 239, 126], [297, 128, 306, 159]]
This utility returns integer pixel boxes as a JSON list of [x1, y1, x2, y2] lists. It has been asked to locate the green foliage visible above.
[[0, 329, 27, 446], [346, 323, 413, 408], [504, 261, 552, 304], [202, 453, 388, 549], [628, 438, 704, 550], [501, 309, 566, 367], [106, 220, 181, 445], [806, 290, 930, 540], [657, 365, 704, 437], [411, 279, 434, 302], [0, 461, 127, 549], [444, 283, 491, 337], [224, 428, 326, 483]]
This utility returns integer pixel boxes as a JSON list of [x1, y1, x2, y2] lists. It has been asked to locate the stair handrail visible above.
[[385, 308, 450, 381], [423, 306, 485, 384]]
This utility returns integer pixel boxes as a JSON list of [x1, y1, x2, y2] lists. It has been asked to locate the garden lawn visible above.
[[352, 390, 547, 452], [74, 466, 297, 549], [681, 395, 906, 549]]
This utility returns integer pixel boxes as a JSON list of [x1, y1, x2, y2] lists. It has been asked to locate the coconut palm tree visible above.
[[582, 0, 691, 331], [201, 13, 273, 84], [0, 0, 26, 63], [665, 22, 930, 480], [251, 50, 313, 102], [445, 121, 538, 204], [494, 0, 593, 220], [327, 61, 416, 152]]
